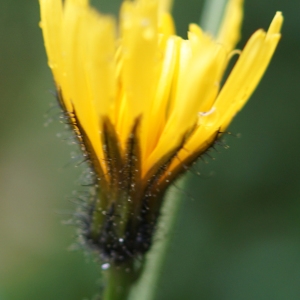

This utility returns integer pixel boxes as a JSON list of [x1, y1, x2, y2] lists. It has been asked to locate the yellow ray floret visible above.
[[39, 0, 282, 182]]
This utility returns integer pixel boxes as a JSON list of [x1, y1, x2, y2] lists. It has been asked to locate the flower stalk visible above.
[[103, 263, 136, 300], [200, 0, 228, 35]]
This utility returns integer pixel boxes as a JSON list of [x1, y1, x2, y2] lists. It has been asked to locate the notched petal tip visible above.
[[268, 11, 283, 35]]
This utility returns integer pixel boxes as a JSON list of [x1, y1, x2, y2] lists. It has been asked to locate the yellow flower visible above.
[[39, 0, 282, 264]]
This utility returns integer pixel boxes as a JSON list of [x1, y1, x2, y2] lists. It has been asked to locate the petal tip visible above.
[[268, 11, 283, 35]]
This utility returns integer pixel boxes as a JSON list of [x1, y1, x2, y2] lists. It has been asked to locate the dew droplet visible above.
[[101, 263, 110, 270], [119, 238, 124, 243]]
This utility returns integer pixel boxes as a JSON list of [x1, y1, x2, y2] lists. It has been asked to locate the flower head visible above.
[[39, 0, 282, 265]]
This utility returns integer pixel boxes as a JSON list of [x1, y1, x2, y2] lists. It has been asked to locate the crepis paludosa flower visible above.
[[39, 0, 282, 267]]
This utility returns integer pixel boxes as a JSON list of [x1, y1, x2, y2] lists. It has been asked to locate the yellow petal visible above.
[[145, 36, 180, 156], [158, 12, 175, 36], [145, 41, 226, 174], [214, 12, 283, 130], [217, 0, 243, 52], [39, 0, 283, 210], [188, 23, 215, 55], [39, 0, 67, 107], [158, 0, 173, 13], [60, 0, 108, 172], [120, 0, 159, 124], [84, 12, 116, 122], [165, 12, 283, 172]]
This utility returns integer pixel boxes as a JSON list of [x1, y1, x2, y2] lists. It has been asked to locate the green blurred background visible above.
[[0, 0, 299, 299]]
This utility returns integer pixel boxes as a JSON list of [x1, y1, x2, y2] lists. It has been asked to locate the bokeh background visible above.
[[0, 0, 299, 299]]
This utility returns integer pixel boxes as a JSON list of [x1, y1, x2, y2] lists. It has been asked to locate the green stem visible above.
[[103, 263, 136, 300], [200, 0, 228, 36]]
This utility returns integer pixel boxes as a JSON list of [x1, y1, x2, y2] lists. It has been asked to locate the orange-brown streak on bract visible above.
[[72, 110, 107, 191], [66, 107, 110, 239], [158, 130, 220, 192], [141, 124, 196, 218], [123, 117, 143, 233], [102, 117, 129, 237], [102, 117, 124, 190]]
